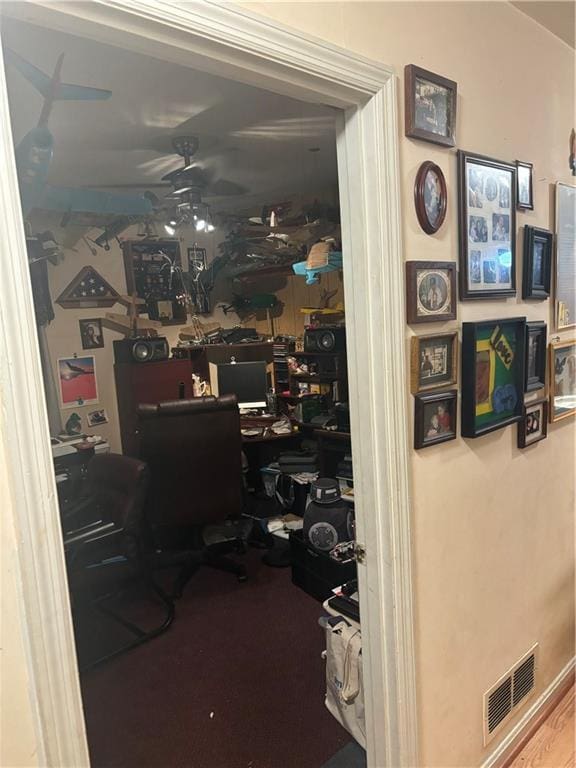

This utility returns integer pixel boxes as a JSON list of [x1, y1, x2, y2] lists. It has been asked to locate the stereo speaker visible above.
[[304, 327, 346, 353], [113, 337, 169, 364]]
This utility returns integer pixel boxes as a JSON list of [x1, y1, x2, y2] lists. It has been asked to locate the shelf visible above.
[[290, 373, 343, 382]]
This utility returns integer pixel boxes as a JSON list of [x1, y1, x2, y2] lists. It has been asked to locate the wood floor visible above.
[[509, 685, 575, 768]]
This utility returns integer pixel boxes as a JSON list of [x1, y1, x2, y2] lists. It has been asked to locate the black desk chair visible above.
[[137, 396, 252, 598], [63, 453, 174, 670]]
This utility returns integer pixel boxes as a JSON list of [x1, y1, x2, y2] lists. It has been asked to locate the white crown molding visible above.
[[0, 2, 417, 766]]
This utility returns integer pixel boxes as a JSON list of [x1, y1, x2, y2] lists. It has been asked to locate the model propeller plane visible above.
[[5, 48, 153, 220]]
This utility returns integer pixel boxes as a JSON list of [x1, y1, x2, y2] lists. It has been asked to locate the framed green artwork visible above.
[[461, 317, 526, 438]]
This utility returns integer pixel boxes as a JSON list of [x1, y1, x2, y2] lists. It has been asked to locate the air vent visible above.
[[483, 644, 538, 745]]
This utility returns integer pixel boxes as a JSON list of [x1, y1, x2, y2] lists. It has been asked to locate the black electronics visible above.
[[209, 360, 268, 408], [113, 337, 169, 364], [304, 326, 346, 353], [220, 327, 260, 344], [303, 478, 354, 553]]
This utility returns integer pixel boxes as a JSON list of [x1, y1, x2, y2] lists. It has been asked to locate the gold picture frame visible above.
[[410, 331, 458, 394], [549, 339, 576, 422]]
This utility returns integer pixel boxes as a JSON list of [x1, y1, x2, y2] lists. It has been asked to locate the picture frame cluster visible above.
[[404, 64, 575, 451]]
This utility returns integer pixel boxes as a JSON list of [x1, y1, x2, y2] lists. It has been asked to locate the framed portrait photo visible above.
[[524, 321, 547, 393], [410, 331, 458, 394], [79, 318, 104, 350], [414, 161, 447, 234], [414, 389, 457, 449], [457, 150, 517, 300], [549, 339, 576, 422], [555, 182, 576, 330], [522, 225, 552, 300], [406, 261, 457, 324], [461, 317, 526, 438], [404, 65, 457, 147], [516, 161, 533, 210], [517, 398, 548, 449]]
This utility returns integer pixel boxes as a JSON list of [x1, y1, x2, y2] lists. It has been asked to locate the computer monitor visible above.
[[209, 361, 268, 409]]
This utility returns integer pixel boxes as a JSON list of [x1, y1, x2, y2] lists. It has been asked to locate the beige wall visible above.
[[239, 2, 575, 766]]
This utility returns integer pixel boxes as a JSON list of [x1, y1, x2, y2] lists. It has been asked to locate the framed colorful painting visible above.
[[549, 339, 576, 422], [461, 318, 526, 438], [58, 355, 99, 409], [457, 151, 517, 300]]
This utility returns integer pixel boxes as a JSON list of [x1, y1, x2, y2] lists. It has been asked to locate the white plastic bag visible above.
[[324, 619, 366, 748]]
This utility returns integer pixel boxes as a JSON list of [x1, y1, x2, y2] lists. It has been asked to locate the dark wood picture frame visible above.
[[524, 321, 547, 393], [406, 261, 457, 324], [461, 317, 526, 438], [56, 265, 120, 309], [516, 160, 534, 210], [404, 65, 457, 147], [414, 161, 447, 234], [410, 331, 458, 394], [522, 225, 552, 299], [517, 398, 548, 448], [414, 389, 458, 449], [457, 150, 517, 300], [79, 318, 104, 350]]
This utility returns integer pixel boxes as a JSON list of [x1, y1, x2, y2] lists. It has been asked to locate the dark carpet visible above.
[[80, 548, 349, 768], [320, 742, 366, 768]]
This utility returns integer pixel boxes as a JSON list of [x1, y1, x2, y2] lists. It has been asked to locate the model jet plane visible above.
[[5, 48, 152, 219]]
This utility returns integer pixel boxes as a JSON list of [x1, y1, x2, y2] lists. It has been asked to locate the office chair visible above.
[[137, 395, 252, 598], [63, 453, 174, 670]]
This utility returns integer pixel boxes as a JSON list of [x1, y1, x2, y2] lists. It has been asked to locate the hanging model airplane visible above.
[[5, 48, 153, 219]]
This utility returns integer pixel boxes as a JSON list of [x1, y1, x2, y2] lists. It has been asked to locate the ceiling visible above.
[[511, 1, 575, 48], [2, 17, 338, 212]]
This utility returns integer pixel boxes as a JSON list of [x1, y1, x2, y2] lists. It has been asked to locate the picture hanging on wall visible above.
[[524, 321, 547, 393], [461, 317, 526, 438], [58, 355, 99, 409], [516, 161, 533, 210], [549, 339, 576, 422], [414, 161, 447, 234], [404, 65, 457, 147], [517, 398, 548, 449], [405, 261, 457, 324], [522, 225, 552, 299], [457, 150, 517, 299], [555, 182, 576, 330], [87, 408, 108, 427], [410, 331, 458, 394], [79, 318, 104, 350], [414, 389, 457, 449]]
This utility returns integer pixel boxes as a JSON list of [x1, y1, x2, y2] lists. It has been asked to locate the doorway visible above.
[[0, 3, 416, 766]]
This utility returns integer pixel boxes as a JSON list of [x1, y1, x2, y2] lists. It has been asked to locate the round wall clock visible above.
[[414, 161, 447, 234]]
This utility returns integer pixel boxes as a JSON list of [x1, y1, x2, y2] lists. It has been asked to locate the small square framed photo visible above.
[[549, 339, 576, 422], [406, 261, 457, 324], [414, 389, 457, 449], [516, 161, 533, 210], [457, 150, 517, 300], [522, 225, 552, 299], [524, 321, 547, 392], [79, 318, 104, 350], [404, 65, 457, 148], [410, 331, 458, 394], [517, 398, 548, 448]]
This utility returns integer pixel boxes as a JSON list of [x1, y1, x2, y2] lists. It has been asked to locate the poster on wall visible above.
[[58, 355, 99, 409]]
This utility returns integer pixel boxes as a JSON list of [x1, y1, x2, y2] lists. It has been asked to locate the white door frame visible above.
[[0, 2, 417, 766]]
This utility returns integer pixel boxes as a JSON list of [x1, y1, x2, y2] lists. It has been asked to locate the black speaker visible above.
[[113, 337, 169, 364], [304, 327, 346, 353]]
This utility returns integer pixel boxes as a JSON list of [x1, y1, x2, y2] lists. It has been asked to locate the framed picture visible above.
[[58, 355, 99, 409], [414, 389, 457, 449], [87, 408, 108, 427], [461, 318, 526, 438], [457, 150, 517, 300], [524, 321, 547, 392], [517, 398, 548, 448], [406, 261, 457, 324], [516, 161, 533, 210], [414, 161, 447, 234], [555, 182, 576, 330], [522, 225, 552, 299], [410, 331, 458, 394], [549, 339, 576, 422], [79, 318, 104, 350], [404, 65, 457, 147]]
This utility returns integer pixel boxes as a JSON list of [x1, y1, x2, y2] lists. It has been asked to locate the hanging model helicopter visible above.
[[5, 48, 153, 221]]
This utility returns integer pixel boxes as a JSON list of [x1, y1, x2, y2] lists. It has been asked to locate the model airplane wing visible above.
[[22, 183, 153, 216]]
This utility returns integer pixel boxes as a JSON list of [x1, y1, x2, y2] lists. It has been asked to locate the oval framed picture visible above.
[[414, 161, 447, 234]]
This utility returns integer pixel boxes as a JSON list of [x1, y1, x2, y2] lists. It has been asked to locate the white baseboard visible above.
[[482, 655, 575, 768]]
